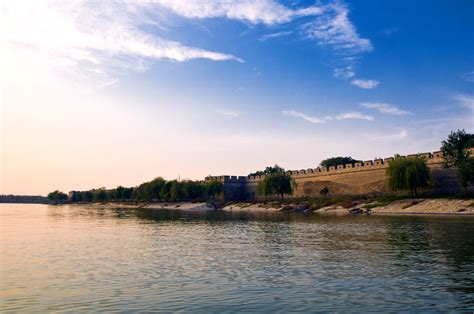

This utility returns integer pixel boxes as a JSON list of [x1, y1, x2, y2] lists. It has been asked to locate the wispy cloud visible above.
[[367, 129, 408, 141], [282, 110, 326, 124], [333, 65, 355, 79], [3, 1, 242, 87], [5, 0, 375, 89], [259, 31, 293, 41], [460, 71, 474, 83], [303, 2, 372, 81], [361, 102, 413, 115], [155, 0, 323, 25], [216, 110, 240, 117], [351, 79, 379, 89], [335, 112, 374, 121], [156, 0, 372, 84], [282, 110, 373, 124], [303, 3, 372, 54], [454, 94, 474, 111]]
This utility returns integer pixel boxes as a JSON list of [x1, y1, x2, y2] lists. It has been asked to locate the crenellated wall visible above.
[[206, 150, 470, 200]]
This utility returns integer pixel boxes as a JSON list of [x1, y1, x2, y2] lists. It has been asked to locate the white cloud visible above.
[[216, 110, 240, 117], [282, 110, 326, 124], [351, 79, 379, 89], [302, 2, 372, 81], [334, 66, 355, 79], [335, 112, 374, 121], [303, 3, 372, 54], [154, 0, 323, 25], [3, 1, 242, 87], [367, 129, 408, 141], [361, 102, 413, 115], [3, 0, 374, 88], [282, 110, 374, 124], [155, 0, 372, 82], [259, 31, 293, 41], [454, 94, 474, 111]]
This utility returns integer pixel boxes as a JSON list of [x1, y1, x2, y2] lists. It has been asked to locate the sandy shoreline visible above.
[[69, 198, 474, 216], [312, 198, 474, 215], [370, 199, 474, 215]]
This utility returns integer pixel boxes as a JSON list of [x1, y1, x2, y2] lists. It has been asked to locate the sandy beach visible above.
[[74, 198, 474, 215]]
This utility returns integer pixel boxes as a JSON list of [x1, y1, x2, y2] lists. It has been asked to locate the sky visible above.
[[1, 0, 473, 195]]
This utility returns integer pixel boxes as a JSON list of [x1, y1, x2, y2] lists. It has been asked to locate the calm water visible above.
[[1, 204, 474, 312]]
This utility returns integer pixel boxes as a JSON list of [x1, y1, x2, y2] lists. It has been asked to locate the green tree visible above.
[[75, 192, 83, 202], [248, 164, 285, 176], [133, 182, 152, 201], [182, 181, 205, 200], [83, 191, 93, 202], [441, 129, 474, 194], [320, 156, 361, 168], [169, 180, 184, 201], [69, 191, 82, 202], [115, 186, 125, 200], [149, 178, 166, 200], [132, 178, 166, 201], [93, 189, 108, 202], [257, 172, 295, 200], [159, 181, 173, 201], [47, 190, 68, 202], [122, 187, 133, 200], [107, 189, 118, 201], [206, 180, 223, 199], [386, 157, 430, 197]]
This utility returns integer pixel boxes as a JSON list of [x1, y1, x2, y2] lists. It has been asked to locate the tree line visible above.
[[0, 194, 48, 204], [50, 178, 224, 203]]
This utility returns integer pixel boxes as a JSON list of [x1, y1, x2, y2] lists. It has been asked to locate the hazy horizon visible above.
[[2, 0, 473, 195]]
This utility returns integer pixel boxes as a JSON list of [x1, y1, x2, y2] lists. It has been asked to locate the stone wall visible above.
[[206, 150, 471, 200]]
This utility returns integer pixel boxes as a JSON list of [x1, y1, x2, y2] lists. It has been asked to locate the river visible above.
[[1, 204, 473, 312]]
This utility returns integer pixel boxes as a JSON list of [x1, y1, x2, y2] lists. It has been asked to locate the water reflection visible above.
[[1, 204, 473, 312]]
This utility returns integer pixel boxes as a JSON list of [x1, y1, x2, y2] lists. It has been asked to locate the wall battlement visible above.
[[243, 151, 444, 182], [206, 149, 472, 200], [205, 175, 247, 183]]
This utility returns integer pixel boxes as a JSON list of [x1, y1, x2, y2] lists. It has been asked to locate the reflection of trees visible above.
[[384, 215, 474, 298], [385, 216, 431, 260], [385, 216, 474, 268], [427, 218, 474, 268]]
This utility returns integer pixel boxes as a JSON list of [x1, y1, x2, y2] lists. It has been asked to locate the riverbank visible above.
[[70, 197, 474, 215], [222, 198, 474, 215]]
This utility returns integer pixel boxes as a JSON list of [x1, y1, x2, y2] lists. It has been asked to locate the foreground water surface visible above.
[[1, 204, 474, 312]]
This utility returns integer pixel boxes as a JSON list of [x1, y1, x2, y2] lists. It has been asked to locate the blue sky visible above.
[[2, 0, 474, 194]]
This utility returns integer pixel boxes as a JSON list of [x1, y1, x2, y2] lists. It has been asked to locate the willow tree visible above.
[[205, 180, 224, 199], [386, 157, 430, 197], [257, 172, 295, 200]]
